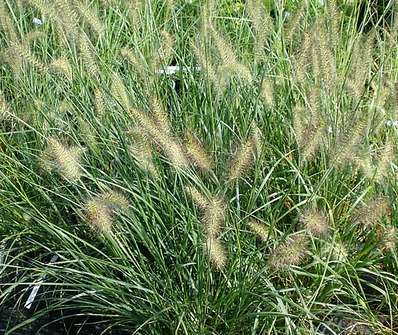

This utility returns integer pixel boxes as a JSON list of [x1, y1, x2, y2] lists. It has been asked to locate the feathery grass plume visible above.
[[284, 2, 306, 44], [25, 31, 46, 45], [333, 116, 367, 168], [354, 197, 390, 230], [129, 108, 189, 168], [268, 234, 309, 271], [227, 137, 255, 182], [192, 43, 219, 90], [326, 0, 340, 52], [292, 104, 306, 150], [246, 0, 273, 64], [211, 27, 238, 66], [51, 0, 79, 41], [294, 31, 311, 82], [111, 72, 130, 110], [99, 190, 129, 210], [347, 32, 375, 100], [94, 89, 106, 116], [202, 196, 225, 237], [1, 47, 23, 76], [74, 1, 105, 36], [128, 129, 159, 177], [261, 79, 274, 107], [78, 33, 99, 78], [248, 220, 269, 241], [0, 2, 18, 43], [120, 47, 147, 81], [250, 123, 263, 156], [50, 57, 73, 81], [85, 198, 113, 233], [374, 139, 394, 183], [12, 42, 47, 73], [301, 120, 325, 162], [312, 19, 337, 90], [376, 225, 397, 253], [301, 208, 329, 237], [321, 241, 348, 262], [153, 29, 174, 70], [127, 0, 143, 30], [185, 129, 214, 172], [151, 96, 171, 135], [354, 148, 374, 179], [185, 186, 208, 209], [205, 237, 227, 270], [84, 190, 129, 233], [44, 138, 83, 182]]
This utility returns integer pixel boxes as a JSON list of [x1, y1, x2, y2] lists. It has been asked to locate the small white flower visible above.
[[33, 17, 43, 26], [327, 126, 333, 134], [385, 120, 398, 127]]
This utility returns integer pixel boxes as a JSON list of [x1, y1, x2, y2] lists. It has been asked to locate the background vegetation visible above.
[[1, 0, 398, 334]]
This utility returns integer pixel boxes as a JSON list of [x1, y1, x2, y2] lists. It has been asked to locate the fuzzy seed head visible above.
[[50, 57, 73, 81], [228, 138, 254, 182], [301, 209, 329, 237], [261, 79, 274, 107], [44, 138, 83, 182], [205, 237, 227, 270], [377, 225, 397, 253], [185, 130, 214, 171], [85, 199, 113, 233], [185, 186, 208, 209], [269, 234, 309, 271], [354, 197, 391, 230], [248, 220, 269, 241], [203, 196, 225, 238]]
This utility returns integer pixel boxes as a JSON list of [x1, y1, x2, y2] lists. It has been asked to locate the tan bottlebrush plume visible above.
[[301, 122, 325, 162], [205, 237, 227, 270], [94, 89, 106, 116], [374, 139, 394, 183], [218, 63, 253, 85], [25, 31, 46, 45], [12, 42, 47, 73], [211, 27, 238, 66], [294, 31, 311, 82], [192, 43, 219, 90], [285, 2, 306, 44], [185, 129, 214, 171], [99, 190, 129, 210], [261, 79, 274, 107], [202, 196, 225, 237], [2, 47, 23, 76], [153, 29, 174, 70], [333, 117, 367, 167], [248, 220, 269, 241], [227, 137, 255, 182], [268, 234, 309, 271], [111, 73, 130, 110], [151, 96, 171, 135], [251, 123, 263, 156], [312, 20, 337, 90], [129, 129, 158, 177], [85, 198, 113, 233], [347, 32, 375, 100], [50, 0, 79, 41], [376, 225, 397, 253], [44, 138, 83, 182], [129, 108, 189, 169], [127, 0, 143, 30], [292, 104, 306, 150], [0, 2, 18, 43], [354, 148, 374, 179], [321, 241, 348, 262], [120, 47, 147, 81], [50, 58, 73, 81], [301, 208, 329, 237], [326, 0, 340, 51], [74, 1, 105, 36], [78, 34, 99, 78], [84, 191, 128, 233], [354, 197, 390, 230], [185, 186, 208, 209], [246, 0, 273, 63]]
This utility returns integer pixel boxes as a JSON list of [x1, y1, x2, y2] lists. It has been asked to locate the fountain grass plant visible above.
[[1, 0, 398, 334]]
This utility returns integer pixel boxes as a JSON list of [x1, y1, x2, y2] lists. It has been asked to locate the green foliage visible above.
[[1, 0, 398, 334]]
